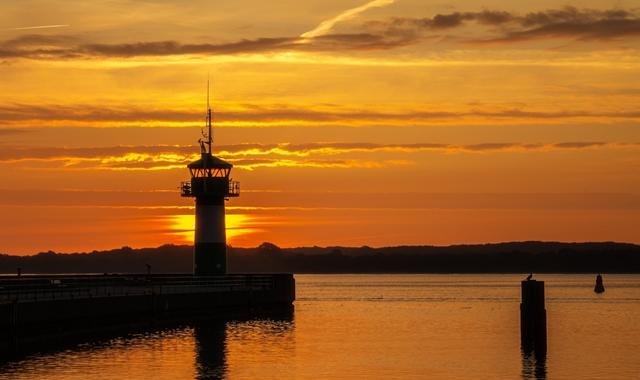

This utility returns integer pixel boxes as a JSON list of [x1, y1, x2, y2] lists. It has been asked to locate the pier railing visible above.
[[0, 274, 277, 303]]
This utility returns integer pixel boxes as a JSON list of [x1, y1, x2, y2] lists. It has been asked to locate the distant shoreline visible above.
[[1, 241, 639, 274], [2, 272, 640, 276]]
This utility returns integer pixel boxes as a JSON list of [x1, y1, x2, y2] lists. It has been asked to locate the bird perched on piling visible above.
[[594, 274, 605, 293]]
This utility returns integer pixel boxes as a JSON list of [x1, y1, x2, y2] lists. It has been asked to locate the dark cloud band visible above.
[[1, 7, 638, 60], [1, 103, 640, 127]]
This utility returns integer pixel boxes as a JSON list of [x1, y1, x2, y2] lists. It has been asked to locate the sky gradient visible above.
[[1, 0, 639, 254]]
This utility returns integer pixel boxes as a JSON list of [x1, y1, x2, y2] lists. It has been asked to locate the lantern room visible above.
[[188, 154, 233, 178]]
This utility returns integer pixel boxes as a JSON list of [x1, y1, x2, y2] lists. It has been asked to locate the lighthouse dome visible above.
[[188, 154, 232, 170]]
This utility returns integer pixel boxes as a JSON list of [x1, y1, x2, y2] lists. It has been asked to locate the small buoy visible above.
[[594, 274, 605, 293]]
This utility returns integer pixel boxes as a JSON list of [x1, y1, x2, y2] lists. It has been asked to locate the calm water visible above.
[[1, 274, 639, 380]]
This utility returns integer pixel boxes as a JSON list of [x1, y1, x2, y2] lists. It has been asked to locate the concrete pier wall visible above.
[[0, 274, 295, 355]]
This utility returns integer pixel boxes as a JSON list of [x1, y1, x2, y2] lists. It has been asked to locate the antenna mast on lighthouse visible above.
[[206, 78, 213, 154]]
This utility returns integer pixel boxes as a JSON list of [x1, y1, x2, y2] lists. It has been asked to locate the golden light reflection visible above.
[[168, 214, 259, 244]]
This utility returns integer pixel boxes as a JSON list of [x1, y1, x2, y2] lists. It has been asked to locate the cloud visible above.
[[0, 103, 197, 123], [482, 9, 640, 43], [82, 32, 416, 57], [0, 145, 197, 162], [368, 7, 640, 44], [0, 144, 412, 171], [1, 103, 640, 128], [0, 141, 634, 171], [0, 32, 413, 60], [373, 10, 514, 31], [1, 34, 76, 47], [0, 34, 81, 59], [552, 142, 608, 149], [2, 7, 637, 61], [7, 24, 70, 31], [221, 141, 630, 157], [0, 35, 296, 59], [82, 37, 296, 57], [300, 0, 395, 40], [231, 158, 410, 171]]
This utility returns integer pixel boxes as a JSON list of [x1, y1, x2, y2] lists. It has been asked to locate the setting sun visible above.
[[168, 214, 258, 244]]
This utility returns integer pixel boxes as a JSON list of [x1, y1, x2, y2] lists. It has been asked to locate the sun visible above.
[[168, 214, 258, 244]]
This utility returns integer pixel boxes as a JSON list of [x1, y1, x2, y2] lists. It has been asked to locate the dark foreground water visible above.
[[1, 274, 639, 380]]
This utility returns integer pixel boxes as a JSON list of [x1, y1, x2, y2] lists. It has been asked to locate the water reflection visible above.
[[521, 350, 547, 380], [195, 310, 295, 380], [0, 309, 294, 380], [194, 321, 228, 380]]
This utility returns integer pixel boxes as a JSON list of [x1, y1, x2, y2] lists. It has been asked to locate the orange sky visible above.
[[1, 0, 639, 254]]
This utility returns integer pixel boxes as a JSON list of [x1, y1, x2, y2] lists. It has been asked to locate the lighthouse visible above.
[[180, 84, 239, 275]]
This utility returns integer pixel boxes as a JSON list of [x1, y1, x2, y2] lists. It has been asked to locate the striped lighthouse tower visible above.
[[180, 83, 239, 275]]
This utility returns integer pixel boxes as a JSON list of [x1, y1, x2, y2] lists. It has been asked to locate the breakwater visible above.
[[0, 274, 295, 355]]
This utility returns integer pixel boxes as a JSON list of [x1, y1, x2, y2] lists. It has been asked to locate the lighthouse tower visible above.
[[180, 84, 239, 275]]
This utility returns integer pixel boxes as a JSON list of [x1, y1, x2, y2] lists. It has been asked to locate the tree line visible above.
[[1, 241, 639, 274]]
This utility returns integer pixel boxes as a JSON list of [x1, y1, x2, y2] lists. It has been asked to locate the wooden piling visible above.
[[520, 280, 547, 354]]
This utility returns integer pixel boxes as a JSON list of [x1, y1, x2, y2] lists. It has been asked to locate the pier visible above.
[[0, 274, 294, 355]]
